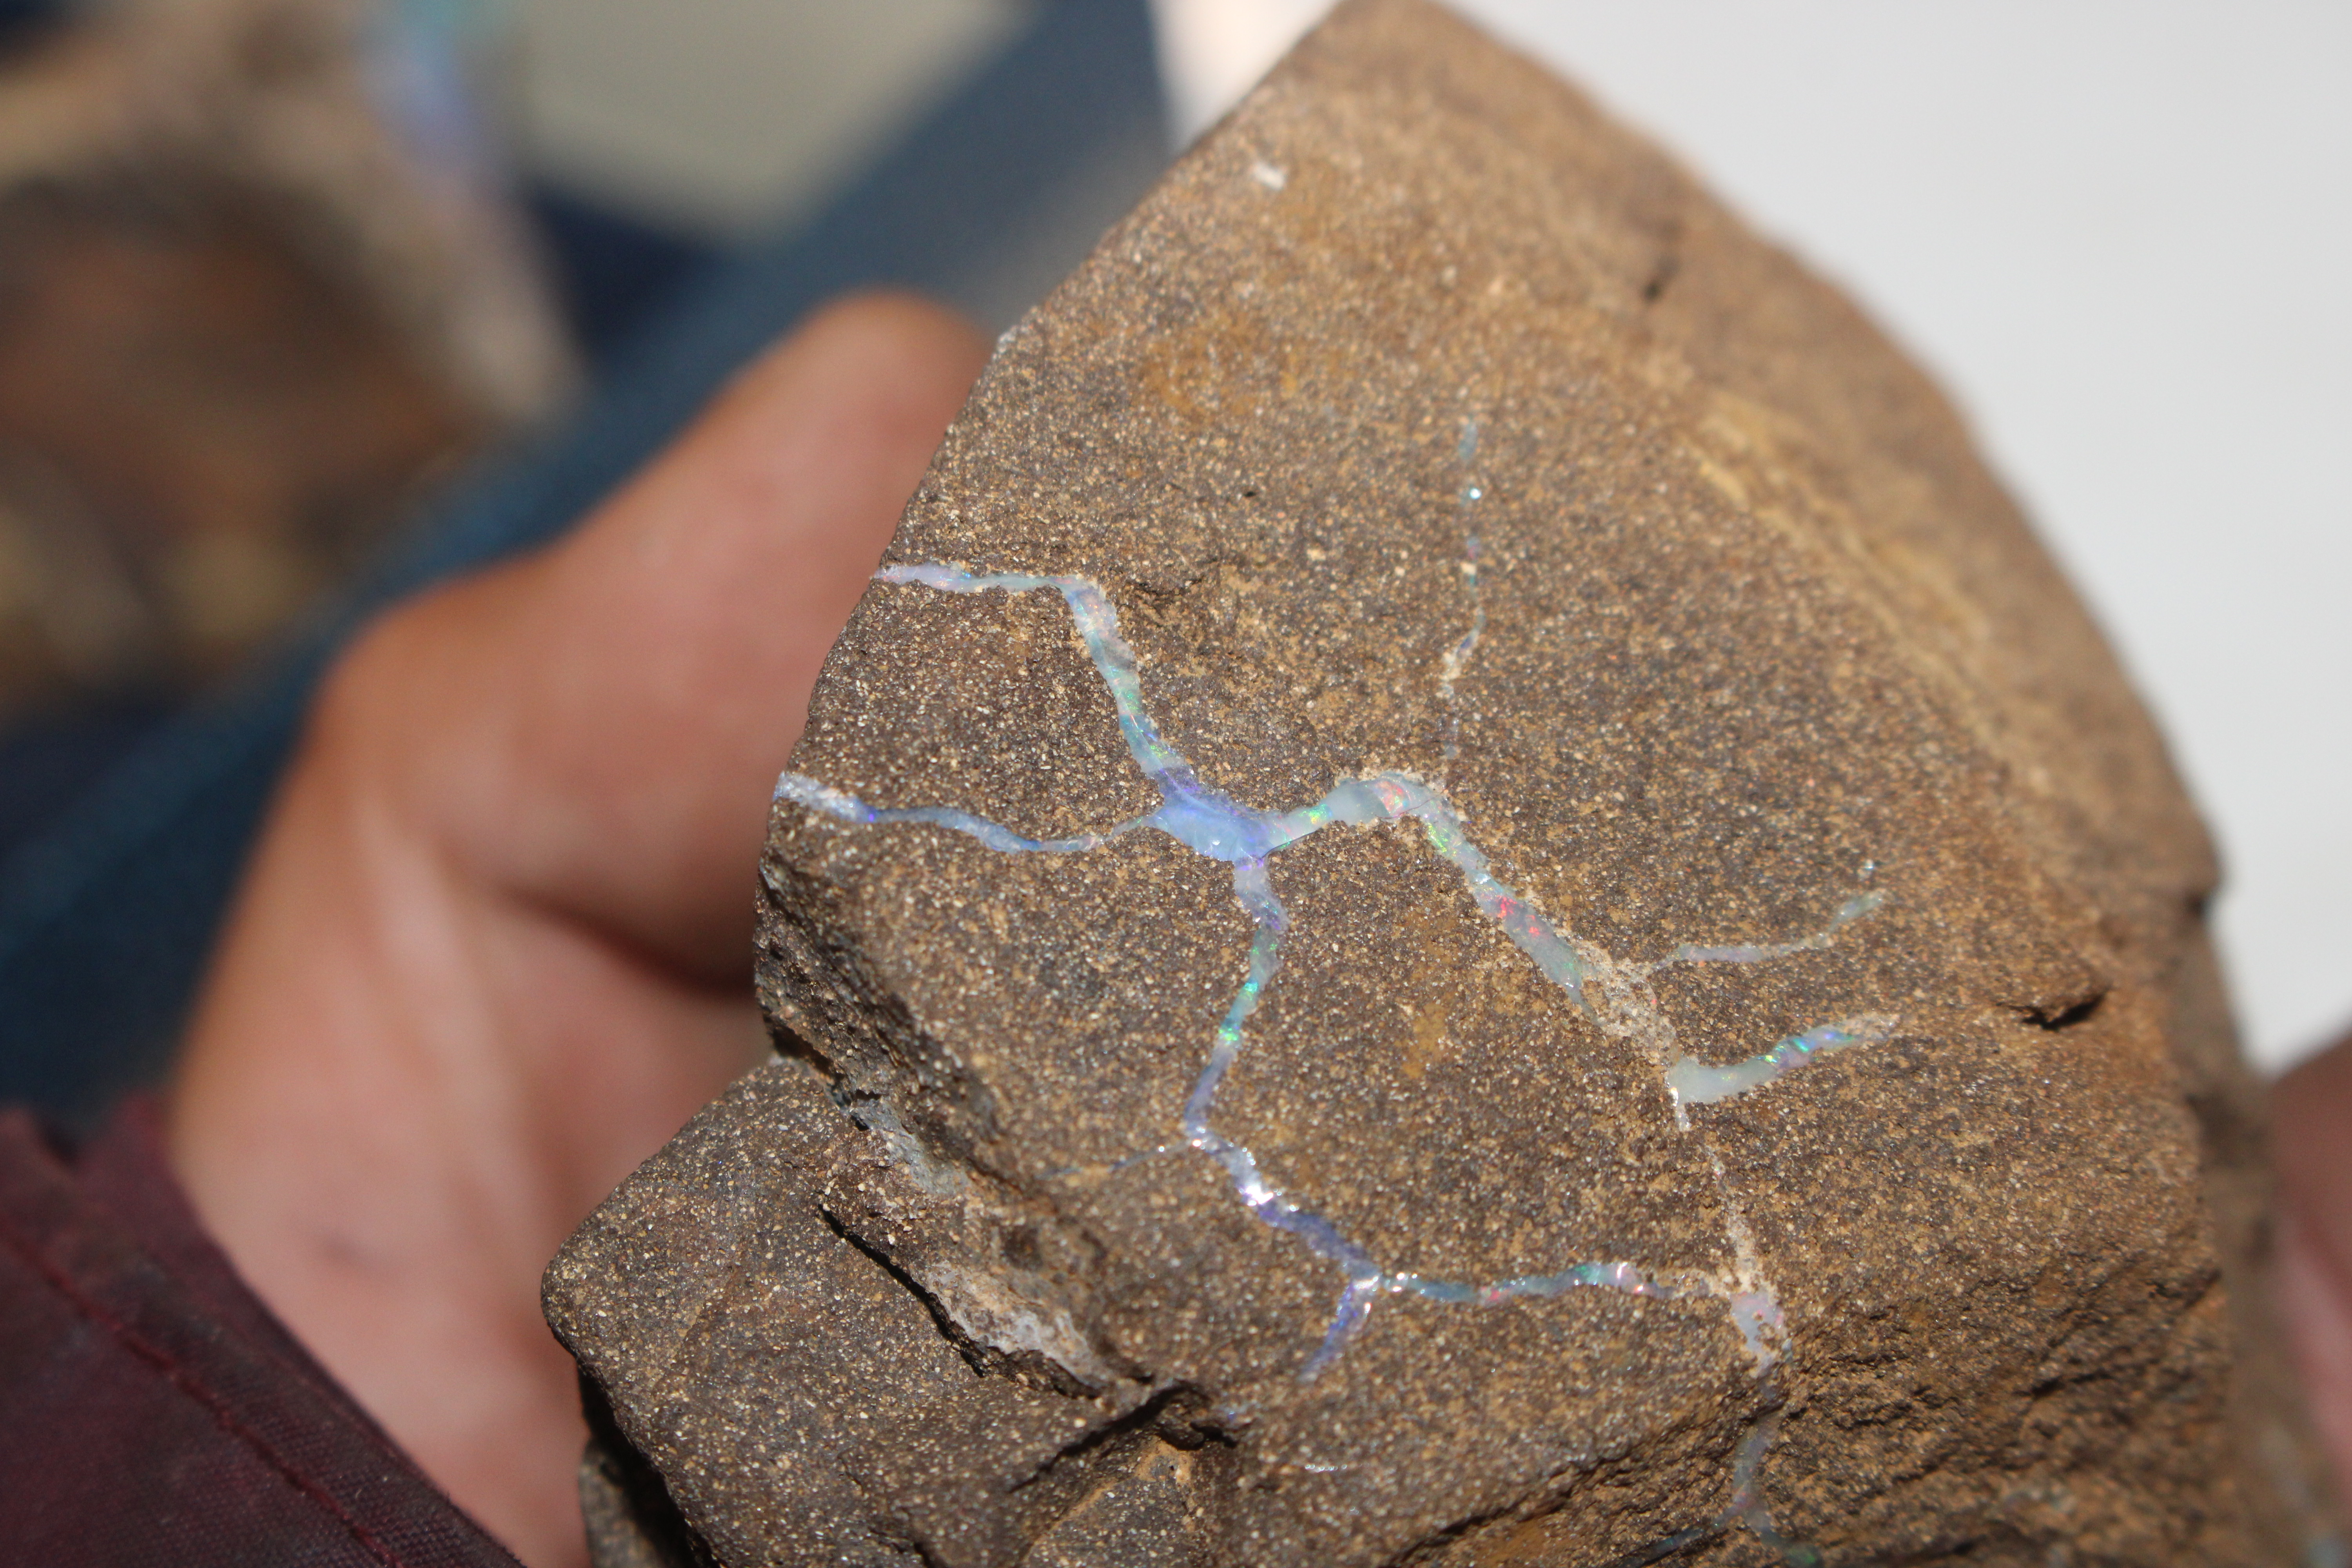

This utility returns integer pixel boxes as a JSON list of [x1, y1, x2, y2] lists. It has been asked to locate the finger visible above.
[[339, 292, 990, 979], [2274, 1026, 2352, 1497]]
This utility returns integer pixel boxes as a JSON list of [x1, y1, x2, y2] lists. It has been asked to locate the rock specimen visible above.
[[544, 2, 2337, 1563]]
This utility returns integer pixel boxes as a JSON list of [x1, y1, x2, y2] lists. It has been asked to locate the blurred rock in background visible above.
[[0, 0, 1037, 864], [0, 0, 1165, 1120], [0, 0, 574, 848]]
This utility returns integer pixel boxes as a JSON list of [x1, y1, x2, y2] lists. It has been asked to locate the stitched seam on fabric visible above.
[[0, 1207, 410, 1568]]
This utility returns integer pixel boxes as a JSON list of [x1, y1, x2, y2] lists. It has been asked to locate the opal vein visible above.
[[774, 563, 1883, 1375]]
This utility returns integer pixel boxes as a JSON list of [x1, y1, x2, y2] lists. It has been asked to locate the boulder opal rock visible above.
[[544, 2, 2337, 1563]]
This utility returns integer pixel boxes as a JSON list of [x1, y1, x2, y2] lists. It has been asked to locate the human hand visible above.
[[165, 294, 990, 1567], [2276, 1029, 2352, 1511]]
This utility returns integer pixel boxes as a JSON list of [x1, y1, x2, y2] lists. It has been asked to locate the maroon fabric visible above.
[[0, 1099, 521, 1568]]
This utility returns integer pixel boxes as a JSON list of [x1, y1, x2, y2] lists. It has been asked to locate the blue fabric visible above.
[[0, 0, 1169, 1118], [523, 187, 721, 366]]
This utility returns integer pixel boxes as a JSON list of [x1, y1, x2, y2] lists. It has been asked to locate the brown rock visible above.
[[544, 2, 2337, 1562]]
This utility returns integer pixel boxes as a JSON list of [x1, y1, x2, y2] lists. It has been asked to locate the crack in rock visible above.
[[777, 562, 1896, 1560]]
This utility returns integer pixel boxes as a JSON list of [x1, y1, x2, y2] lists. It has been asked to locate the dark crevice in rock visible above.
[[866, 1522, 951, 1568], [1396, 1419, 1736, 1568], [1395, 1499, 1565, 1568], [1119, 555, 1236, 613], [765, 1020, 842, 1085], [818, 1204, 993, 1381], [819, 1197, 1128, 1404], [759, 855, 1005, 1149], [578, 1375, 716, 1568], [2017, 987, 2108, 1031], [1010, 1383, 1202, 1494], [1588, 1522, 1722, 1568], [1640, 251, 1680, 305]]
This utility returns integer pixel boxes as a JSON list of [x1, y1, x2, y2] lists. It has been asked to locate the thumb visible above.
[[353, 292, 992, 980]]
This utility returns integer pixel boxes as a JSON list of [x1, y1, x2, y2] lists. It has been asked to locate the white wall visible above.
[[508, 0, 1027, 237], [1153, 0, 2352, 1071]]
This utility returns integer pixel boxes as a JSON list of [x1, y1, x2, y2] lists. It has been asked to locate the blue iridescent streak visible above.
[[775, 563, 1884, 1379]]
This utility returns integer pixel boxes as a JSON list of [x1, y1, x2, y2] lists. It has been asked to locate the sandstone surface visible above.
[[545, 3, 2336, 1562]]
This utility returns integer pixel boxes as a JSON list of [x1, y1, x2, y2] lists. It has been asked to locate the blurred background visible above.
[[0, 0, 2340, 1117]]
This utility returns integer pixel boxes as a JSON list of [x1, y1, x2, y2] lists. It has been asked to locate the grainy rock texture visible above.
[[544, 3, 2336, 1563]]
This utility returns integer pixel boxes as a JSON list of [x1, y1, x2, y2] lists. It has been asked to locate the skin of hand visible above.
[[167, 292, 991, 1568], [2274, 1030, 2352, 1510]]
